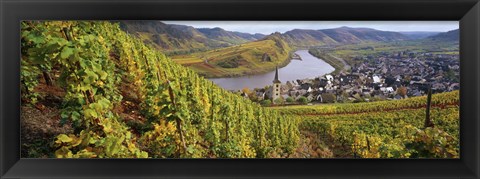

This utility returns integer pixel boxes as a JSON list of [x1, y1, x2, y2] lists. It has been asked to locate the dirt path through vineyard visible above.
[[288, 131, 334, 158]]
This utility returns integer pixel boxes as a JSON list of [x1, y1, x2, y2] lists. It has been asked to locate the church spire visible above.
[[273, 66, 281, 83]]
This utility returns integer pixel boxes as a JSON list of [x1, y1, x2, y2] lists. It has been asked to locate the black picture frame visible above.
[[1, 0, 479, 178]]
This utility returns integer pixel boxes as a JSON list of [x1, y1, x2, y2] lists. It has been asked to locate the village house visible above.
[[249, 50, 459, 104]]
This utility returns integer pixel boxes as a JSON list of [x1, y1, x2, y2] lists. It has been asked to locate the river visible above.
[[208, 50, 335, 91]]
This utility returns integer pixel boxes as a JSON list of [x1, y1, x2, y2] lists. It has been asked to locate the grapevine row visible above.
[[298, 106, 459, 158], [21, 21, 300, 158], [274, 91, 459, 116]]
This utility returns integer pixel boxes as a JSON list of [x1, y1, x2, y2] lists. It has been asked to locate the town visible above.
[[240, 51, 460, 105]]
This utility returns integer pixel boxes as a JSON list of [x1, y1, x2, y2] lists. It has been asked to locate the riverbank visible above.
[[208, 50, 335, 91], [308, 48, 350, 75]]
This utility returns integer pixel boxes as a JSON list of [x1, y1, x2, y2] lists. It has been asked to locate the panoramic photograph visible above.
[[20, 21, 459, 158]]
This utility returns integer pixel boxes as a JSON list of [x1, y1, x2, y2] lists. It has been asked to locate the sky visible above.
[[163, 21, 459, 35]]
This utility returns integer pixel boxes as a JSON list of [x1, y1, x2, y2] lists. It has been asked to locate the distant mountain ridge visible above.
[[119, 21, 266, 54], [119, 21, 208, 51], [399, 31, 441, 39], [426, 29, 459, 41], [196, 27, 265, 44], [119, 21, 459, 54], [277, 26, 411, 47]]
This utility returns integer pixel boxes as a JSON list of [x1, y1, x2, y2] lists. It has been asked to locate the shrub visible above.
[[321, 93, 336, 103], [217, 56, 240, 68], [286, 97, 294, 103], [217, 60, 239, 68], [274, 97, 285, 105], [260, 99, 272, 107], [297, 96, 308, 104]]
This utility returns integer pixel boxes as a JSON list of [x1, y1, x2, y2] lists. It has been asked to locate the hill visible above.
[[172, 32, 293, 78], [281, 29, 337, 47], [20, 21, 461, 159], [233, 31, 266, 40], [118, 21, 264, 54], [20, 21, 299, 158], [427, 29, 459, 42], [170, 27, 412, 78], [399, 31, 441, 39], [197, 27, 265, 45], [119, 21, 212, 52], [280, 27, 410, 47]]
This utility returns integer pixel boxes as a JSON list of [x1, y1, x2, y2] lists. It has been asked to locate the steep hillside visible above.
[[328, 27, 408, 42], [282, 29, 337, 47], [280, 27, 410, 47], [427, 29, 459, 42], [197, 27, 262, 45], [233, 31, 266, 40], [399, 31, 441, 39], [19, 21, 460, 159], [21, 21, 299, 158], [172, 32, 292, 78], [119, 21, 212, 52], [119, 21, 264, 54], [169, 27, 410, 78]]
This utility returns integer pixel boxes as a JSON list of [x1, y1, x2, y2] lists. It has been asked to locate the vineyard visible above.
[[20, 21, 299, 158], [273, 91, 460, 158], [20, 21, 460, 159], [171, 33, 292, 78]]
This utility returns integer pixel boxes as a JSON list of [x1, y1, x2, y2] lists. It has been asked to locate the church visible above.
[[269, 66, 282, 104]]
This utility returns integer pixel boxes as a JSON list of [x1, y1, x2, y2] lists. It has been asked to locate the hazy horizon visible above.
[[163, 21, 459, 35]]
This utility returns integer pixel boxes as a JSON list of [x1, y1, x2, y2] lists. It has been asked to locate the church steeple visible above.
[[271, 66, 281, 103], [273, 66, 281, 83]]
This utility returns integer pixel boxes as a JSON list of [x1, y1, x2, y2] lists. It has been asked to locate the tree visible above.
[[297, 96, 308, 105], [321, 93, 336, 103], [242, 87, 250, 94], [385, 77, 396, 86], [285, 97, 294, 103], [445, 69, 459, 83], [274, 97, 285, 105], [260, 99, 272, 107], [403, 76, 412, 85], [241, 87, 253, 100], [397, 86, 407, 98]]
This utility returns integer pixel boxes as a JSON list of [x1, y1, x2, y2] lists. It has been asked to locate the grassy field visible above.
[[171, 35, 293, 78]]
